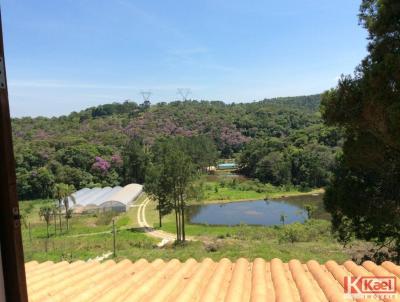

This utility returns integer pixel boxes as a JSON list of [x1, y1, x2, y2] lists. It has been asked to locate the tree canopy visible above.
[[145, 137, 197, 241], [321, 0, 400, 261], [12, 94, 339, 200]]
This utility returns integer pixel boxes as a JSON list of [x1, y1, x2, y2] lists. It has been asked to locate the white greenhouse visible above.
[[69, 184, 143, 213]]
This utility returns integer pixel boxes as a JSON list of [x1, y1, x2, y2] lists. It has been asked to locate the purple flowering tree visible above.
[[91, 156, 111, 175]]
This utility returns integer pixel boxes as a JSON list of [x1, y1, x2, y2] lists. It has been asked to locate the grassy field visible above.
[[200, 184, 324, 204], [196, 174, 324, 204], [19, 176, 353, 264], [19, 198, 153, 261], [19, 196, 352, 263], [141, 198, 350, 263]]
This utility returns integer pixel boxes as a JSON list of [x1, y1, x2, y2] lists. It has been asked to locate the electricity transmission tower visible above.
[[177, 88, 191, 101], [140, 91, 152, 109]]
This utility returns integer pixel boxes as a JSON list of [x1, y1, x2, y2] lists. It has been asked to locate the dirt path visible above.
[[136, 197, 177, 242], [137, 197, 197, 243]]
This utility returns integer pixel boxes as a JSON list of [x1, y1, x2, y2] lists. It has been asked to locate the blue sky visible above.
[[3, 0, 368, 117]]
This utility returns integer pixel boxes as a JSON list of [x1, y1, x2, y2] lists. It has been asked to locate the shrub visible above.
[[227, 178, 238, 189], [279, 223, 303, 243], [204, 241, 221, 252], [299, 183, 311, 192], [304, 204, 317, 219], [278, 220, 332, 243]]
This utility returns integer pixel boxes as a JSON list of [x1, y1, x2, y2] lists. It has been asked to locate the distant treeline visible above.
[[11, 94, 341, 200]]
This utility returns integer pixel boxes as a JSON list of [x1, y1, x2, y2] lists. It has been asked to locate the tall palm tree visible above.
[[62, 185, 76, 231], [39, 206, 52, 238], [52, 205, 58, 235], [53, 184, 64, 232], [53, 183, 76, 232]]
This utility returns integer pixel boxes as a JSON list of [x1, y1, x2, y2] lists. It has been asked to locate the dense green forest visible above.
[[12, 94, 342, 200]]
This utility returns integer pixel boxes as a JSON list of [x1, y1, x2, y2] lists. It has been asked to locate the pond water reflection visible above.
[[187, 194, 328, 226]]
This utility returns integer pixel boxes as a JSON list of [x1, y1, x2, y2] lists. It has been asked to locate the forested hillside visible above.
[[12, 94, 342, 200]]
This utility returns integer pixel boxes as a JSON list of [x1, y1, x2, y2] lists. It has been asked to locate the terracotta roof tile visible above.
[[25, 258, 400, 302]]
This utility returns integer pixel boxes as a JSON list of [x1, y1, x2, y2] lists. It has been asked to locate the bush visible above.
[[227, 178, 238, 189], [279, 223, 303, 243], [299, 183, 311, 192], [278, 220, 331, 243], [303, 219, 331, 239], [203, 241, 222, 252], [128, 240, 154, 249]]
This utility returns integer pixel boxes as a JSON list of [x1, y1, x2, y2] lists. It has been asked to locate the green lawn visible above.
[[200, 185, 323, 204], [196, 176, 324, 204]]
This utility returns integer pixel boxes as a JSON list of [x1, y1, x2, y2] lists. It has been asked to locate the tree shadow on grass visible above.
[[126, 227, 150, 233]]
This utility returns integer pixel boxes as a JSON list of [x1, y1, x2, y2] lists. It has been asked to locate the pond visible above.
[[187, 194, 328, 226]]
